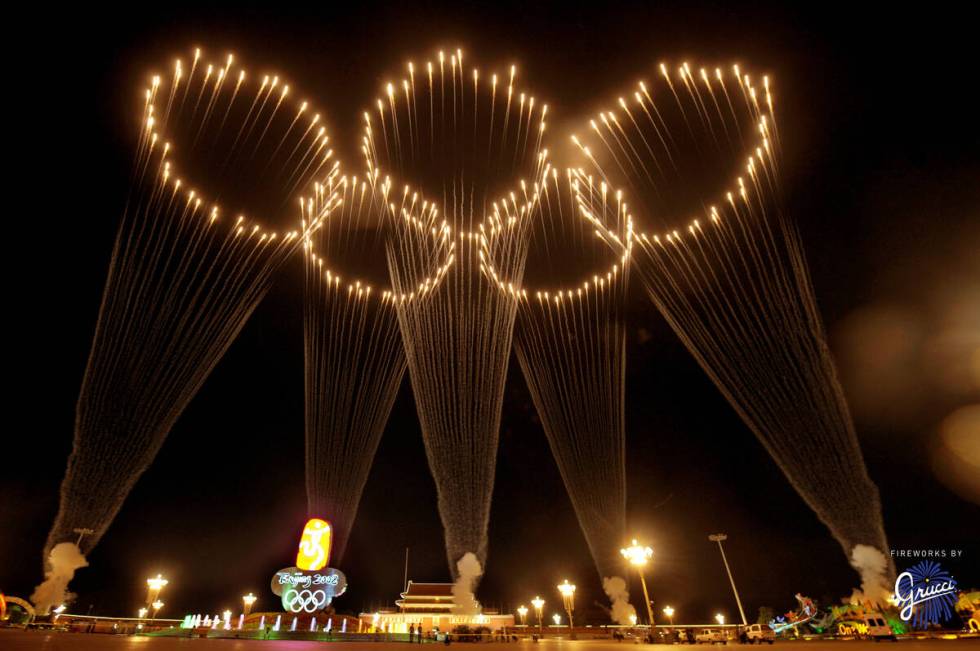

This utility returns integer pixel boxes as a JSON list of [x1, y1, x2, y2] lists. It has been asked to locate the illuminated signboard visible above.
[[893, 561, 958, 629], [296, 518, 332, 571], [271, 518, 347, 613]]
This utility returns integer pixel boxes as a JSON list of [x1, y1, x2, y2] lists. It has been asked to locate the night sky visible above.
[[4, 0, 978, 625]]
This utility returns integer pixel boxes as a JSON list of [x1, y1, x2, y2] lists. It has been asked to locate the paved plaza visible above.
[[3, 631, 977, 651]]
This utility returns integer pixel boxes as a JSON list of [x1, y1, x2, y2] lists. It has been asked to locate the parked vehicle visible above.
[[744, 624, 775, 644], [696, 629, 726, 644], [859, 614, 896, 641]]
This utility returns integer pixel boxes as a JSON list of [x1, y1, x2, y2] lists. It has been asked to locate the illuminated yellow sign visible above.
[[296, 518, 332, 571]]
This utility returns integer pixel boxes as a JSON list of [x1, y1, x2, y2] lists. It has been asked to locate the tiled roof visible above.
[[401, 582, 455, 598]]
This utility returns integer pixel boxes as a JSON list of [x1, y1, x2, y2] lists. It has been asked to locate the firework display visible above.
[[571, 62, 889, 566], [46, 49, 339, 556], [302, 172, 451, 562], [485, 167, 635, 613], [366, 49, 548, 572], [46, 45, 896, 608]]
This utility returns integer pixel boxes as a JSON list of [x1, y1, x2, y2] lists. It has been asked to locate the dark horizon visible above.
[[3, 0, 978, 625]]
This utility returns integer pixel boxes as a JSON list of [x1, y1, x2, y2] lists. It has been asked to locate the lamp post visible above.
[[663, 606, 675, 627], [138, 607, 148, 620], [146, 575, 168, 606], [557, 580, 576, 631], [621, 539, 655, 627], [629, 613, 638, 627], [517, 605, 528, 626], [243, 593, 257, 617], [708, 534, 747, 626], [151, 600, 164, 619], [715, 613, 726, 626], [552, 614, 561, 626], [531, 596, 545, 631]]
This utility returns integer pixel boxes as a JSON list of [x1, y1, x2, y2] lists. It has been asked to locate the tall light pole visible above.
[[146, 575, 168, 607], [708, 534, 746, 626], [531, 596, 545, 631], [663, 606, 675, 627], [557, 580, 576, 631], [621, 539, 655, 628], [517, 605, 528, 627], [243, 593, 257, 617], [151, 600, 164, 619]]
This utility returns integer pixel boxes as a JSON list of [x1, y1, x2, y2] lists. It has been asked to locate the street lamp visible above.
[[715, 613, 725, 626], [663, 606, 675, 627], [243, 593, 257, 616], [552, 613, 561, 626], [557, 580, 576, 630], [621, 539, 655, 627], [138, 607, 148, 620], [146, 574, 168, 605], [629, 613, 638, 627], [531, 596, 545, 631], [151, 600, 164, 618], [708, 534, 747, 626], [517, 605, 528, 626]]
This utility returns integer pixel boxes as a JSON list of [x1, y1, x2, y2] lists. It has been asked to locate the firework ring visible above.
[[283, 587, 328, 613]]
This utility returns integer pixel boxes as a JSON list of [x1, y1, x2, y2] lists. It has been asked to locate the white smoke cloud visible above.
[[451, 552, 483, 616], [847, 544, 891, 606], [603, 575, 637, 625], [31, 542, 88, 615]]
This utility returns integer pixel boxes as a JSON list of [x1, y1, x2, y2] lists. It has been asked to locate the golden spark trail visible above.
[[573, 61, 891, 574], [369, 47, 548, 574], [302, 171, 451, 561], [45, 48, 338, 560]]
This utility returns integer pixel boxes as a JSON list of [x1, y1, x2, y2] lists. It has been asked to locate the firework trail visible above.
[[485, 166, 636, 620], [45, 49, 338, 560], [366, 48, 548, 573], [302, 171, 451, 561], [572, 62, 890, 575]]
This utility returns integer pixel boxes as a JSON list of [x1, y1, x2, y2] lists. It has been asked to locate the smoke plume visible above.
[[31, 542, 88, 615], [451, 552, 483, 615], [603, 576, 637, 625], [847, 544, 891, 606]]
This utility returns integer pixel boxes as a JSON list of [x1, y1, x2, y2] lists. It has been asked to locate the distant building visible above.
[[358, 581, 514, 633]]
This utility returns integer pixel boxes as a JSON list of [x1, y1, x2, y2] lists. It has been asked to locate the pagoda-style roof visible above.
[[401, 582, 454, 599], [396, 581, 455, 611]]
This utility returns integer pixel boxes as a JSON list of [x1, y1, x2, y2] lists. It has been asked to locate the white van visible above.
[[860, 614, 896, 641], [696, 629, 726, 644], [744, 624, 775, 644]]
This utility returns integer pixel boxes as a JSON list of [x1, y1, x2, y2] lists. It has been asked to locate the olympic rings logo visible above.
[[283, 587, 328, 613]]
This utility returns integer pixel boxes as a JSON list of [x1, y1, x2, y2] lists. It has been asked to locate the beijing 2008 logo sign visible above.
[[270, 518, 348, 613], [893, 561, 957, 629]]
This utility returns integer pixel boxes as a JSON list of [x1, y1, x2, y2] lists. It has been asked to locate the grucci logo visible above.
[[893, 561, 958, 629]]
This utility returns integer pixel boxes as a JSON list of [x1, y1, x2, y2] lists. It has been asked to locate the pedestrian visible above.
[[410, 623, 416, 643], [418, 623, 424, 643]]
